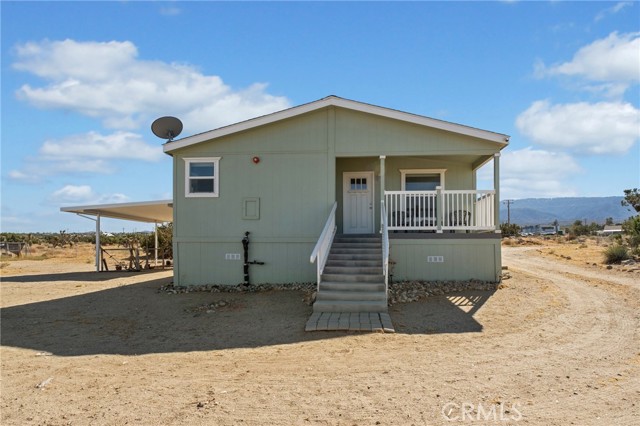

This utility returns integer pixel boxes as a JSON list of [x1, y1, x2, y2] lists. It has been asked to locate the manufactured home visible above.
[[163, 96, 508, 311]]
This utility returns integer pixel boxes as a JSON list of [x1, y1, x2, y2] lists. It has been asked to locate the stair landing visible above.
[[305, 311, 395, 333]]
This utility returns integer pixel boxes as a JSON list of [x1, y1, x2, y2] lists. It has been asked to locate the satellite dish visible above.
[[151, 116, 183, 141]]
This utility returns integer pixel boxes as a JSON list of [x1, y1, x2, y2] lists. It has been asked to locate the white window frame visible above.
[[400, 169, 446, 190], [184, 157, 220, 198]]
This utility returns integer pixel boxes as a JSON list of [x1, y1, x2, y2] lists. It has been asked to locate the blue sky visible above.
[[1, 1, 639, 232]]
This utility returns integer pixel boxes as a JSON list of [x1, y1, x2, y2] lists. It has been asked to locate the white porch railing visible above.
[[310, 202, 337, 291], [381, 201, 390, 296], [384, 189, 495, 231]]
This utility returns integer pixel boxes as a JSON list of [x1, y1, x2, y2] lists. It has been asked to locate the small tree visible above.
[[605, 217, 614, 226], [139, 223, 173, 258], [622, 215, 640, 254], [569, 220, 591, 237], [609, 189, 640, 258], [621, 188, 640, 213], [500, 223, 520, 237]]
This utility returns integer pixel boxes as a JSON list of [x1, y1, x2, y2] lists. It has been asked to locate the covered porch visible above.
[[335, 153, 502, 235], [311, 152, 503, 294]]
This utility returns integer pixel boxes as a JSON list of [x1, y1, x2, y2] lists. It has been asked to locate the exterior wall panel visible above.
[[334, 109, 499, 156], [170, 104, 503, 286], [389, 238, 501, 282]]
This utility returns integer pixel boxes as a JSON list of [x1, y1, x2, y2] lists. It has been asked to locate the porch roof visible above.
[[163, 96, 510, 154]]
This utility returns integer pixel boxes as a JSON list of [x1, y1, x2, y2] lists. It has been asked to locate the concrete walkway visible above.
[[305, 312, 395, 333]]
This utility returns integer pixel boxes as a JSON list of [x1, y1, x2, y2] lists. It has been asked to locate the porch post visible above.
[[493, 153, 501, 233], [379, 155, 386, 232], [436, 186, 443, 233]]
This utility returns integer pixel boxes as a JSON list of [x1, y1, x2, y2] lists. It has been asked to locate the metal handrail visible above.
[[310, 202, 337, 291]]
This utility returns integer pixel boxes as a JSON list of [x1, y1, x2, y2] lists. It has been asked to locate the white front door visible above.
[[343, 171, 374, 234]]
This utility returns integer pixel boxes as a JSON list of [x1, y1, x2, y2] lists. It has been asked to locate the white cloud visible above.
[[548, 32, 639, 81], [7, 131, 165, 183], [50, 185, 95, 202], [7, 169, 41, 184], [159, 5, 181, 16], [13, 39, 290, 132], [537, 32, 639, 97], [49, 184, 129, 205], [515, 100, 640, 155], [499, 148, 582, 199], [595, 2, 633, 22], [40, 131, 163, 162]]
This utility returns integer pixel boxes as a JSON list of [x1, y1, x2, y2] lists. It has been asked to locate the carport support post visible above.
[[95, 214, 101, 272], [154, 222, 158, 267]]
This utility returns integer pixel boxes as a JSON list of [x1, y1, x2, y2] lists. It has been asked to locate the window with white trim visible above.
[[184, 157, 220, 197], [400, 169, 446, 191]]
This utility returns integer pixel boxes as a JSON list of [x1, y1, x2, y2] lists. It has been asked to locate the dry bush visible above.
[[603, 245, 630, 264]]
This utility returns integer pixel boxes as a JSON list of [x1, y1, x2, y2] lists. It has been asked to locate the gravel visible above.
[[159, 279, 499, 307]]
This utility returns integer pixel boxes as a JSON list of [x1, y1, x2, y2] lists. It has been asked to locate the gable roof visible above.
[[163, 95, 510, 154]]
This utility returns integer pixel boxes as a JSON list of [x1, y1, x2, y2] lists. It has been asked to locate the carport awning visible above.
[[61, 200, 173, 223]]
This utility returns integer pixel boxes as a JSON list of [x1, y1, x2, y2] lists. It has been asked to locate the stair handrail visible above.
[[381, 200, 390, 297], [310, 202, 337, 291]]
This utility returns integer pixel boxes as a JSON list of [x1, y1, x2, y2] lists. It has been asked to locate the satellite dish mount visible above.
[[151, 116, 183, 141]]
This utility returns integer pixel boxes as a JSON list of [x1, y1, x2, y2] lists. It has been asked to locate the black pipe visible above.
[[241, 231, 264, 285]]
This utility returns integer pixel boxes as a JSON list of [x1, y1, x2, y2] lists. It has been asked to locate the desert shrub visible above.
[[622, 215, 640, 249], [603, 245, 630, 264], [500, 223, 520, 237], [139, 223, 173, 258]]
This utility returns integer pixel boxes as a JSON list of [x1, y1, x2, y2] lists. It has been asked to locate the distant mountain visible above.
[[499, 196, 635, 226]]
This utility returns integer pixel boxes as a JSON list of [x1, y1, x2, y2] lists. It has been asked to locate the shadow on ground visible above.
[[3, 269, 172, 283], [1, 271, 340, 356], [389, 290, 495, 334], [2, 271, 496, 356]]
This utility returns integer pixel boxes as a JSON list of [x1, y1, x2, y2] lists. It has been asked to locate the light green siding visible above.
[[389, 237, 501, 282], [170, 105, 503, 286], [171, 110, 333, 285], [334, 108, 499, 156]]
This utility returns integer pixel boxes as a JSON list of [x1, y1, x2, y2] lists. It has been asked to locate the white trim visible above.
[[400, 169, 446, 190], [184, 157, 220, 198], [164, 96, 510, 154]]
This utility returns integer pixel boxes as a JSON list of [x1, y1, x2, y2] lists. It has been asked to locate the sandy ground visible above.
[[1, 240, 639, 425]]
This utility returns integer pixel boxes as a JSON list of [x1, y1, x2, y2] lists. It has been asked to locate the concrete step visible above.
[[325, 259, 382, 267], [334, 233, 379, 239], [316, 290, 386, 302], [330, 248, 381, 255], [331, 242, 381, 249], [323, 266, 383, 275], [321, 273, 385, 283], [328, 253, 381, 261], [320, 281, 386, 292], [313, 300, 388, 313]]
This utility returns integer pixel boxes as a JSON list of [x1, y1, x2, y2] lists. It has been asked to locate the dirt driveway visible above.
[[1, 245, 638, 425]]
